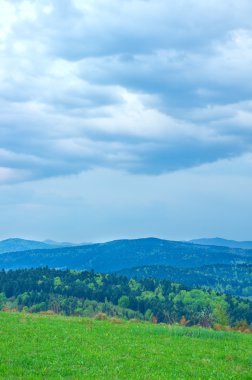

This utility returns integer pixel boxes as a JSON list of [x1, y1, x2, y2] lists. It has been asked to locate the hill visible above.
[[0, 312, 251, 379], [0, 237, 251, 271], [117, 264, 252, 297], [0, 238, 78, 254], [190, 237, 252, 250], [1, 267, 251, 325]]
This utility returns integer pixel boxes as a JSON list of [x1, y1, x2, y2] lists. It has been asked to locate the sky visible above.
[[0, 0, 252, 243]]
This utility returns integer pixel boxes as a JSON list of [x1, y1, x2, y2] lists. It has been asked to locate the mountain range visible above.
[[0, 238, 82, 254], [0, 237, 251, 271], [190, 237, 252, 249], [0, 237, 251, 297], [1, 236, 251, 255]]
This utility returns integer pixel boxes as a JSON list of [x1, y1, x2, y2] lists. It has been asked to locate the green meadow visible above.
[[0, 312, 251, 380]]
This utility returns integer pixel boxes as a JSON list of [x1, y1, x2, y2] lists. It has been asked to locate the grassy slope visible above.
[[0, 313, 251, 380]]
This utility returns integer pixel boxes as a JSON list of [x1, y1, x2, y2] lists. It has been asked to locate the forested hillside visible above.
[[117, 264, 252, 297], [0, 268, 251, 328], [0, 238, 251, 271]]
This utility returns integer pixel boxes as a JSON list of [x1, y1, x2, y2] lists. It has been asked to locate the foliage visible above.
[[118, 264, 252, 297], [0, 268, 251, 327]]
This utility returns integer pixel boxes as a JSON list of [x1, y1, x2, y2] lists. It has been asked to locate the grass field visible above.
[[0, 312, 251, 379]]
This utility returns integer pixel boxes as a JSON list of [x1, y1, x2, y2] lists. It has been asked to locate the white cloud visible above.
[[0, 166, 31, 184], [0, 1, 16, 43]]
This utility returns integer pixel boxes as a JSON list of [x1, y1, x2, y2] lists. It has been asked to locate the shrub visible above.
[[110, 317, 124, 324], [95, 312, 108, 320]]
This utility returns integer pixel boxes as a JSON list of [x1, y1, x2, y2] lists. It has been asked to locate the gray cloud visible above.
[[1, 0, 252, 183]]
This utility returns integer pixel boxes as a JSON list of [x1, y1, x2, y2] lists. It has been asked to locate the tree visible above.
[[118, 295, 130, 308], [0, 293, 6, 310], [214, 302, 229, 326]]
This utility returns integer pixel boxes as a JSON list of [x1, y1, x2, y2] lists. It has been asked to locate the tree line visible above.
[[0, 268, 251, 328]]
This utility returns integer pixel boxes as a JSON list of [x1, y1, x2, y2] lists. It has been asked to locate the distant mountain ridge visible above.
[[0, 238, 53, 254], [2, 236, 251, 255], [0, 237, 251, 271], [0, 238, 77, 254], [190, 237, 252, 249]]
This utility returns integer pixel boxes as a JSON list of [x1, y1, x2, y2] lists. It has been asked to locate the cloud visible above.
[[0, 0, 252, 183]]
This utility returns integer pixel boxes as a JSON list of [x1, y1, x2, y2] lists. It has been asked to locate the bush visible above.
[[95, 312, 108, 320], [110, 317, 124, 324]]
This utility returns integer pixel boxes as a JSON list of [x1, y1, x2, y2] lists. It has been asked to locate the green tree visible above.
[[213, 302, 229, 326], [118, 295, 130, 308], [0, 293, 6, 310], [144, 309, 153, 321]]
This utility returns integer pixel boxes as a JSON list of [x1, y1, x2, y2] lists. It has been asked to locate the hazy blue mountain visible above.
[[0, 238, 76, 254], [43, 240, 78, 248], [0, 237, 251, 271], [0, 238, 55, 254], [190, 237, 252, 249]]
